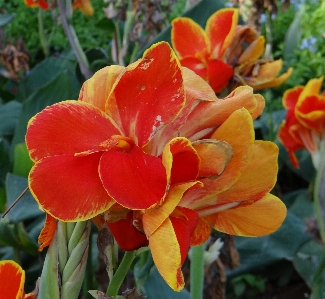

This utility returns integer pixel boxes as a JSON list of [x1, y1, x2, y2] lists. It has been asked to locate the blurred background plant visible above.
[[0, 0, 325, 298]]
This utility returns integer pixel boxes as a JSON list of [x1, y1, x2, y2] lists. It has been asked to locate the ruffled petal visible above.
[[79, 65, 125, 111], [149, 218, 184, 291], [0, 260, 25, 299], [106, 211, 149, 251], [99, 145, 167, 209], [204, 193, 286, 236], [29, 153, 115, 221], [38, 213, 57, 252], [106, 42, 185, 147], [171, 18, 210, 59], [206, 59, 234, 93], [26, 101, 121, 162], [192, 139, 233, 179], [162, 137, 200, 184], [143, 182, 201, 237], [206, 8, 238, 59]]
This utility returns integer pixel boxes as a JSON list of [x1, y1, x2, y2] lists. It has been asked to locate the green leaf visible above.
[[0, 100, 22, 137], [13, 143, 33, 178], [0, 137, 10, 186], [5, 173, 43, 223], [0, 14, 15, 27]]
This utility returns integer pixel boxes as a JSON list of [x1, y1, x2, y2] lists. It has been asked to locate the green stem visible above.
[[190, 244, 205, 299], [38, 8, 49, 57], [106, 250, 136, 297]]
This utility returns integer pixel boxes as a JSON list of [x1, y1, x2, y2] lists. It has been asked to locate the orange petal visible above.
[[282, 86, 303, 109], [143, 182, 201, 237], [192, 139, 233, 179], [206, 8, 238, 59], [106, 42, 185, 147], [73, 0, 94, 15], [162, 137, 200, 184], [149, 218, 184, 291], [38, 213, 57, 252], [26, 101, 121, 162], [0, 260, 25, 299], [171, 18, 209, 60], [99, 145, 167, 209], [180, 57, 207, 80], [252, 67, 293, 90], [204, 193, 286, 236], [206, 59, 234, 93], [238, 36, 265, 66], [190, 217, 211, 246], [29, 153, 115, 221], [79, 65, 125, 111]]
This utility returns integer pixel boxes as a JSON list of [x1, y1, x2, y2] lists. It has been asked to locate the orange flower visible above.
[[0, 260, 35, 299], [26, 42, 286, 291], [278, 77, 325, 168], [73, 0, 94, 16], [24, 0, 49, 9], [171, 8, 292, 94]]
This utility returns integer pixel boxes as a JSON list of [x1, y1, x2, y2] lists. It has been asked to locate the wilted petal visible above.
[[0, 260, 25, 299], [206, 59, 234, 93], [29, 153, 115, 221], [203, 193, 286, 236], [38, 213, 57, 252], [206, 8, 238, 59], [106, 42, 185, 147], [79, 65, 125, 111], [252, 67, 293, 90], [171, 18, 210, 59], [26, 101, 121, 162], [99, 145, 167, 209], [237, 36, 265, 66]]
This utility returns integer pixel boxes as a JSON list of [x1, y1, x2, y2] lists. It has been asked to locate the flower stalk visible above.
[[190, 244, 205, 299]]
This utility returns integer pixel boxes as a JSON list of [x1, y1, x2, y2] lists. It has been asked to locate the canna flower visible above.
[[24, 0, 49, 9], [26, 42, 286, 291], [171, 8, 292, 94], [0, 260, 35, 299], [278, 77, 325, 168]]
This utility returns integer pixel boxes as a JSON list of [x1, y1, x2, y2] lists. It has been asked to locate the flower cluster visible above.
[[278, 77, 325, 168], [26, 42, 286, 290], [171, 8, 292, 94]]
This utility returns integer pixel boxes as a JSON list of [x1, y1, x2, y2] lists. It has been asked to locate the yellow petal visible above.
[[238, 36, 265, 66]]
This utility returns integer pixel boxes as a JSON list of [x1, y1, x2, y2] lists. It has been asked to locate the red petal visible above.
[[206, 59, 234, 93], [29, 153, 114, 221], [171, 18, 209, 59], [106, 42, 185, 147], [26, 101, 121, 162], [180, 57, 207, 80], [99, 145, 167, 209], [0, 260, 25, 299], [282, 86, 303, 110], [38, 213, 57, 252], [190, 218, 211, 246], [106, 211, 148, 251]]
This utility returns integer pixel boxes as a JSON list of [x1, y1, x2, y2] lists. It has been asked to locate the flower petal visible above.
[[190, 217, 211, 246], [38, 213, 57, 252], [282, 86, 303, 110], [29, 153, 114, 221], [180, 57, 207, 80], [26, 101, 121, 162], [106, 42, 185, 147], [206, 59, 234, 93], [106, 211, 149, 251], [206, 8, 238, 59], [204, 193, 286, 236], [251, 67, 293, 90], [149, 218, 184, 291], [143, 182, 201, 237], [162, 137, 200, 184], [238, 36, 265, 66], [0, 260, 25, 299], [99, 145, 167, 209], [79, 65, 125, 111], [171, 18, 209, 59]]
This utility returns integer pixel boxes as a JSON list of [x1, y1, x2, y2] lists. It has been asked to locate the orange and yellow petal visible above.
[[190, 217, 211, 246], [38, 213, 57, 252], [0, 260, 25, 299], [206, 8, 238, 59], [106, 211, 149, 251], [73, 0, 94, 16], [282, 86, 303, 110], [299, 77, 323, 100], [29, 153, 115, 221], [171, 18, 210, 60], [206, 59, 234, 93], [106, 42, 185, 147], [26, 101, 121, 162], [237, 36, 265, 67], [162, 137, 200, 184], [79, 65, 125, 111], [99, 145, 167, 210], [203, 193, 286, 236], [24, 0, 49, 9]]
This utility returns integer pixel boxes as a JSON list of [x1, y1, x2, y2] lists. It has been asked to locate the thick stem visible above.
[[190, 244, 205, 299], [106, 250, 136, 297]]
